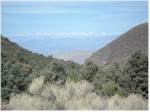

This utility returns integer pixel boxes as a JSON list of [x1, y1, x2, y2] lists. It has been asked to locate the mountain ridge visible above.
[[86, 22, 148, 68]]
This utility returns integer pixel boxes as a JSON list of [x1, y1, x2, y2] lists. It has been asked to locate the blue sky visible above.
[[2, 1, 148, 38]]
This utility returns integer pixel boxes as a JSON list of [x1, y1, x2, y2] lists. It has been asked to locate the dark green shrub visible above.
[[80, 61, 98, 82], [101, 81, 121, 97]]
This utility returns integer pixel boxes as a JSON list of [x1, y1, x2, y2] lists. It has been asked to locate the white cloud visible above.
[[11, 32, 120, 39], [55, 32, 120, 37], [55, 32, 99, 36]]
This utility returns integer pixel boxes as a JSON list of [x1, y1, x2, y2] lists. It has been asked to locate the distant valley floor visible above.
[[53, 50, 96, 64]]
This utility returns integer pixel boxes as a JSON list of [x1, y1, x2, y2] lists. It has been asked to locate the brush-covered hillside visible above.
[[86, 23, 148, 68], [1, 33, 148, 110], [1, 36, 82, 101]]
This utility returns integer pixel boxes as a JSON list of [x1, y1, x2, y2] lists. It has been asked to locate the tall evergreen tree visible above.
[[119, 50, 148, 98]]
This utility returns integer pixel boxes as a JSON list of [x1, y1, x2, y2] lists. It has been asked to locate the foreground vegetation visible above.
[[1, 36, 148, 110], [3, 77, 148, 110]]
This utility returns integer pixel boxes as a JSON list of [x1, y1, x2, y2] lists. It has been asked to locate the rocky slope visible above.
[[86, 23, 148, 68]]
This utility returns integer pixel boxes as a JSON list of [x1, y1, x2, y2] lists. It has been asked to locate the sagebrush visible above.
[[8, 77, 148, 110]]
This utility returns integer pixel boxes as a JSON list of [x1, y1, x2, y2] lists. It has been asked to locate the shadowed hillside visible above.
[[86, 23, 148, 68]]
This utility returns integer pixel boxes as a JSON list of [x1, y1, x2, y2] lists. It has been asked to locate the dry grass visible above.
[[65, 92, 106, 110], [8, 77, 148, 110], [28, 76, 44, 95], [1, 102, 11, 110], [9, 93, 54, 110], [106, 94, 148, 110]]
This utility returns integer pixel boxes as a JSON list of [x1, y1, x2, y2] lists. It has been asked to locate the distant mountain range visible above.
[[86, 23, 148, 68], [8, 34, 119, 56]]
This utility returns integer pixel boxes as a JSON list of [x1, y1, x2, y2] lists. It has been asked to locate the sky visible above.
[[1, 1, 148, 38]]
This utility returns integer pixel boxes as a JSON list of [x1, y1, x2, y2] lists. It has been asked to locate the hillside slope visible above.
[[1, 36, 81, 101], [86, 23, 148, 68]]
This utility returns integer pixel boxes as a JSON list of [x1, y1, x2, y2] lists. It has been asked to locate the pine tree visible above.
[[119, 50, 148, 98]]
